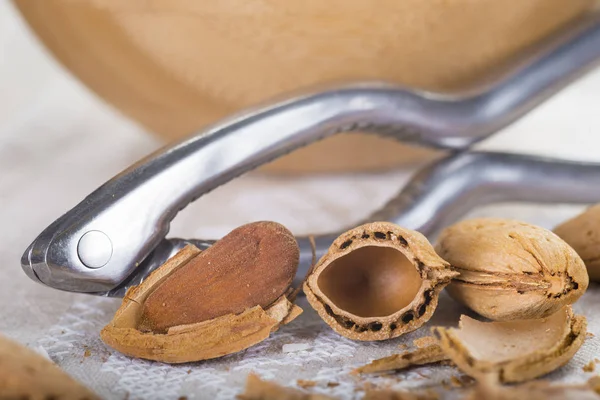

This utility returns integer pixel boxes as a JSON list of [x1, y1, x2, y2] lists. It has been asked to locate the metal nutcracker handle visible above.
[[21, 12, 600, 294]]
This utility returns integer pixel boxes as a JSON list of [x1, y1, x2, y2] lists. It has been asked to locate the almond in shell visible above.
[[436, 218, 589, 321], [101, 221, 302, 363]]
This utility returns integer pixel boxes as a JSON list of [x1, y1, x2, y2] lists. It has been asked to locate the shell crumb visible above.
[[354, 342, 448, 375], [364, 388, 439, 400], [297, 380, 317, 389], [241, 374, 336, 400], [583, 361, 596, 372], [413, 336, 437, 349]]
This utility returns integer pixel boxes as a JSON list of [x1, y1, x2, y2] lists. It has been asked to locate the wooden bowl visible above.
[[14, 0, 594, 173]]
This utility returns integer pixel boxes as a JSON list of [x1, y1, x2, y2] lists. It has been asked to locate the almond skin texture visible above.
[[436, 218, 589, 321], [554, 204, 600, 282], [139, 221, 299, 332], [304, 222, 457, 341]]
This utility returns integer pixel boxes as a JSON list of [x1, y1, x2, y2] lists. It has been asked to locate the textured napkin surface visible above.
[[2, 2, 600, 399]]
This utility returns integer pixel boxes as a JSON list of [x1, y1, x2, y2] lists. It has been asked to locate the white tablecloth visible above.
[[1, 2, 600, 399]]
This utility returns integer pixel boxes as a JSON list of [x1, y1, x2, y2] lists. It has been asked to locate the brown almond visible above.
[[101, 221, 302, 363], [139, 221, 299, 332]]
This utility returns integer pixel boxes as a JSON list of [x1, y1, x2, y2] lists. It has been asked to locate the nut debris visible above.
[[433, 306, 586, 383], [101, 222, 302, 363], [584, 361, 596, 373], [0, 334, 99, 400], [364, 389, 439, 400], [464, 375, 600, 400], [436, 218, 588, 321], [304, 222, 457, 341], [589, 376, 600, 394], [554, 203, 600, 282], [297, 380, 317, 389], [353, 342, 448, 374], [238, 374, 336, 400], [413, 336, 437, 349]]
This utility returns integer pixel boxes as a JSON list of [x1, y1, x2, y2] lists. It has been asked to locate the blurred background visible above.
[[1, 0, 600, 351]]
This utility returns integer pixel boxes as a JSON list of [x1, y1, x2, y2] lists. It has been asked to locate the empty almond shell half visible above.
[[101, 245, 302, 363], [303, 222, 458, 341], [433, 306, 586, 383]]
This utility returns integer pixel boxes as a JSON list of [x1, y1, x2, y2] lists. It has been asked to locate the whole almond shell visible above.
[[436, 218, 589, 321]]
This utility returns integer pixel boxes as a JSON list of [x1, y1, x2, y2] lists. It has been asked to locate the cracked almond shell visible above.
[[240, 374, 336, 400], [304, 222, 458, 341], [465, 378, 600, 400], [436, 218, 589, 321], [554, 204, 600, 282], [0, 334, 99, 400], [101, 244, 302, 363], [433, 306, 587, 383], [353, 339, 448, 374], [364, 389, 440, 400]]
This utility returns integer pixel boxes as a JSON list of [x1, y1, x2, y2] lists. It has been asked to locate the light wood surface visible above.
[[14, 0, 594, 173]]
